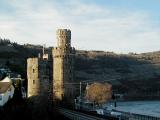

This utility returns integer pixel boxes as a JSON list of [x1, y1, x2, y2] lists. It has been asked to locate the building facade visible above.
[[0, 77, 15, 106]]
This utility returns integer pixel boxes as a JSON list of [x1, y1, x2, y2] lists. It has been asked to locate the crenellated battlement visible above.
[[56, 29, 71, 48], [56, 29, 71, 36], [53, 47, 75, 57]]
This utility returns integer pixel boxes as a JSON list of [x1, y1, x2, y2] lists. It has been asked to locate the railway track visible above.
[[58, 107, 116, 120]]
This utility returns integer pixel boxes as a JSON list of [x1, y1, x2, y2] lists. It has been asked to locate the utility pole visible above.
[[86, 83, 89, 101], [79, 82, 82, 110], [80, 82, 82, 98], [43, 44, 46, 55]]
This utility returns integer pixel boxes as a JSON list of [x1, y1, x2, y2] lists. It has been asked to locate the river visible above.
[[104, 101, 160, 117]]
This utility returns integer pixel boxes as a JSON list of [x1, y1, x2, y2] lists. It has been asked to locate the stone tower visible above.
[[27, 58, 39, 98], [53, 29, 75, 101], [27, 55, 52, 104]]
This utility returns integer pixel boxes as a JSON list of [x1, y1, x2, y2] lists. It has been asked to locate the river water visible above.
[[104, 101, 160, 117]]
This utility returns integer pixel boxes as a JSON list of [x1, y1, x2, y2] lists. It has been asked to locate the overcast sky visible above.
[[0, 0, 160, 53]]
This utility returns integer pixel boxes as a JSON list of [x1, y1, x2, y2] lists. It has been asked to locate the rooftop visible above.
[[0, 82, 11, 94]]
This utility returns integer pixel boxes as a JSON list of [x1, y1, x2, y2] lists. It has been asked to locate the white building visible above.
[[0, 77, 15, 106]]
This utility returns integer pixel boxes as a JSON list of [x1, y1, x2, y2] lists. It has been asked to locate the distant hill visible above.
[[0, 38, 160, 100], [74, 50, 160, 100], [0, 38, 43, 78], [75, 50, 160, 81]]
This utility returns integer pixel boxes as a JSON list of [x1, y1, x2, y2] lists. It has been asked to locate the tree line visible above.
[[0, 38, 18, 46]]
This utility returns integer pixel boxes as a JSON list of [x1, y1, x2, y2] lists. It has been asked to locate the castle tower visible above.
[[27, 56, 51, 104], [53, 29, 75, 101], [27, 58, 40, 98]]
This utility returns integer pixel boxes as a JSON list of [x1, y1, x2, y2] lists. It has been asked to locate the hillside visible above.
[[0, 38, 43, 78], [0, 38, 160, 100], [75, 50, 160, 100], [75, 50, 160, 80]]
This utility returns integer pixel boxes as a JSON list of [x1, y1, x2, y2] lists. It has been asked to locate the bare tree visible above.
[[85, 82, 112, 106]]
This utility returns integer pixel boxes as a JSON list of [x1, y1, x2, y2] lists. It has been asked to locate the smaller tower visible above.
[[27, 58, 39, 98], [27, 53, 51, 105]]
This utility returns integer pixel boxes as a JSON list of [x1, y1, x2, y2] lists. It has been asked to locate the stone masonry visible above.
[[27, 29, 75, 104], [27, 54, 52, 104], [53, 29, 75, 101]]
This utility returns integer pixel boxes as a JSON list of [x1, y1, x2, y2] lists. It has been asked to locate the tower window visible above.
[[33, 69, 35, 73], [33, 80, 35, 84]]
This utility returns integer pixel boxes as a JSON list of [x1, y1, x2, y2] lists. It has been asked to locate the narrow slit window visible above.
[[33, 80, 35, 84]]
